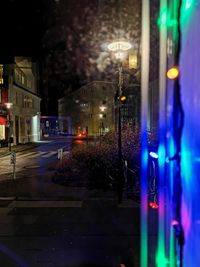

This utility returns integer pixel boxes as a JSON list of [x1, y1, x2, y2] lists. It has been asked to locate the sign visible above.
[[57, 148, 63, 160], [10, 152, 16, 165]]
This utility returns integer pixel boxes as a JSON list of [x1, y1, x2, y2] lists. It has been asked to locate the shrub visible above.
[[53, 124, 141, 190]]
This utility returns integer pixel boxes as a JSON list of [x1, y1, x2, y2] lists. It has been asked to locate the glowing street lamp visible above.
[[108, 40, 131, 203], [99, 105, 106, 112], [5, 102, 13, 109]]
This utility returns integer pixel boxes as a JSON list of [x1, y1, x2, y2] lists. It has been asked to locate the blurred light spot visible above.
[[167, 66, 179, 79], [149, 151, 158, 159], [149, 202, 159, 209]]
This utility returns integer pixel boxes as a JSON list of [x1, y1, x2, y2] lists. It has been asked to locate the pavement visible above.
[[0, 140, 158, 267]]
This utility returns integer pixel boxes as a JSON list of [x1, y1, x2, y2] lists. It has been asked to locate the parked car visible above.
[[75, 131, 88, 140]]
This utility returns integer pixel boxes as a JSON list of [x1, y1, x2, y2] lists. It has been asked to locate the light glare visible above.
[[107, 41, 132, 52], [167, 66, 179, 80], [149, 151, 158, 159]]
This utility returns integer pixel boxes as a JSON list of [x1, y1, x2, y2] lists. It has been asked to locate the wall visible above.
[[58, 81, 116, 136]]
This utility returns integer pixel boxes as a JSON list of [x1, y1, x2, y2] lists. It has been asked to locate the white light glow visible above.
[[107, 41, 132, 52], [5, 103, 13, 109], [32, 115, 40, 142], [149, 151, 158, 159], [115, 51, 126, 61], [99, 106, 106, 112]]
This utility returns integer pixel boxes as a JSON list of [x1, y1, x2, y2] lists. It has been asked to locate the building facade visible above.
[[0, 57, 41, 146], [58, 81, 116, 136], [58, 80, 140, 137]]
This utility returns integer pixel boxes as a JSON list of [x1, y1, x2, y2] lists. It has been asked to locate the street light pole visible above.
[[117, 65, 123, 203], [108, 40, 132, 204], [8, 114, 11, 152], [108, 40, 131, 204]]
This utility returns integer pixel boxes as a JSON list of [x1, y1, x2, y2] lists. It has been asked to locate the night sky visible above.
[[0, 0, 45, 60], [0, 0, 147, 115]]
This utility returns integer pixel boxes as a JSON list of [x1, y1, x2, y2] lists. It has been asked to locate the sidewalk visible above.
[[0, 184, 157, 267], [0, 189, 141, 267], [0, 148, 157, 267]]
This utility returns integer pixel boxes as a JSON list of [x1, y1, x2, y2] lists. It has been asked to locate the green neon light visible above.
[[157, 6, 178, 28], [157, 6, 168, 27], [169, 226, 176, 267], [181, 0, 195, 25], [185, 0, 193, 10], [156, 250, 169, 267], [158, 0, 195, 30]]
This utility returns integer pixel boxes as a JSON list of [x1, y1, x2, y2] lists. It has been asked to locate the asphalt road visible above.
[[0, 136, 87, 199], [0, 136, 157, 267]]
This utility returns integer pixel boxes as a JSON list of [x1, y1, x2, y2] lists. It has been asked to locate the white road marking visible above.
[[0, 150, 70, 162], [27, 151, 46, 158], [42, 151, 57, 158]]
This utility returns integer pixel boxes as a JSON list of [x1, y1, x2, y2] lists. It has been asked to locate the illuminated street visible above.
[[0, 137, 72, 181], [1, 0, 200, 266]]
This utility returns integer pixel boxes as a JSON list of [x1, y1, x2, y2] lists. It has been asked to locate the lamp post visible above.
[[5, 102, 13, 152], [108, 40, 131, 203], [99, 105, 106, 136]]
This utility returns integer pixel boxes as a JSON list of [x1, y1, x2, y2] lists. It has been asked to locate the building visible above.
[[0, 57, 41, 146], [58, 80, 140, 137], [58, 81, 116, 136]]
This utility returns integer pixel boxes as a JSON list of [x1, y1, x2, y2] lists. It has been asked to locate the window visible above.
[[0, 65, 3, 85], [21, 75, 25, 85], [27, 79, 32, 89]]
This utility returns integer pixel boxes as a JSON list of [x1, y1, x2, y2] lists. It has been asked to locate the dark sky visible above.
[[0, 0, 45, 61], [42, 0, 141, 115], [0, 0, 156, 115]]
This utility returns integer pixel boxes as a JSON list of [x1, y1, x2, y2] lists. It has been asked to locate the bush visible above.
[[71, 124, 141, 188], [52, 124, 141, 190]]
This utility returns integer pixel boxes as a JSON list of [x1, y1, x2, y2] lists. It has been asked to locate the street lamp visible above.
[[5, 102, 13, 151], [108, 40, 131, 203]]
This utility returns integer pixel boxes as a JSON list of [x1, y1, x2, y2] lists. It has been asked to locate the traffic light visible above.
[[120, 95, 126, 104]]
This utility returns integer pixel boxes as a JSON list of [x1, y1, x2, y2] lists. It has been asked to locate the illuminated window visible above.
[[0, 65, 3, 84]]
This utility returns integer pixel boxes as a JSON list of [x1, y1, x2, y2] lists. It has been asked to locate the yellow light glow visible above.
[[167, 66, 179, 80], [129, 53, 137, 69], [120, 96, 126, 102]]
